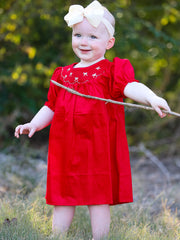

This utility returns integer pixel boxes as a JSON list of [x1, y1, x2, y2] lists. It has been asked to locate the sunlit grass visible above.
[[0, 184, 179, 240], [0, 193, 52, 239]]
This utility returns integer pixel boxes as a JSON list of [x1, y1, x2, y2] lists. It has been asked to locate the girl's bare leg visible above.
[[88, 204, 110, 240], [52, 206, 75, 235]]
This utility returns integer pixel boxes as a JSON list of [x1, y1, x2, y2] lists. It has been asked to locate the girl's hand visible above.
[[14, 106, 54, 139], [148, 95, 171, 118], [14, 123, 37, 138]]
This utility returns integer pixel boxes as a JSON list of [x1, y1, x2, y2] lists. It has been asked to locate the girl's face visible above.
[[72, 18, 114, 65]]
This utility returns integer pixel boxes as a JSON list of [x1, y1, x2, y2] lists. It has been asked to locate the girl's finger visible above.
[[14, 131, 19, 138], [28, 128, 36, 138], [15, 125, 21, 133], [153, 106, 163, 118], [19, 126, 25, 134], [14, 125, 22, 138]]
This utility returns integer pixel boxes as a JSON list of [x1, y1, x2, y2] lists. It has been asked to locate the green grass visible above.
[[0, 184, 179, 240]]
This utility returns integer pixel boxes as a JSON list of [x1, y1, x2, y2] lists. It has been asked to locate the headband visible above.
[[64, 0, 115, 37]]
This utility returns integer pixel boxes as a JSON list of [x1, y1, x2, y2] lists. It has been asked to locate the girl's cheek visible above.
[[72, 39, 77, 47], [73, 38, 79, 46]]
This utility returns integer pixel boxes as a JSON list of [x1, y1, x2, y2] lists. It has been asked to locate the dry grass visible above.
[[0, 190, 179, 240], [0, 145, 180, 239]]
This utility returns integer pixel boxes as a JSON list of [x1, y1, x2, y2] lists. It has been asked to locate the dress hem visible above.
[[45, 197, 133, 206]]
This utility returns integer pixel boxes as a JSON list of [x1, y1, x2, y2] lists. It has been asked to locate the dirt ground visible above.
[[130, 150, 180, 218]]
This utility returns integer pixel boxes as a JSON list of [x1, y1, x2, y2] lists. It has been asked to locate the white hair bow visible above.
[[64, 1, 114, 37]]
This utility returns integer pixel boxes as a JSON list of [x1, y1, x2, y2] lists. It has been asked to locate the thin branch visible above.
[[51, 80, 180, 118], [130, 143, 171, 183]]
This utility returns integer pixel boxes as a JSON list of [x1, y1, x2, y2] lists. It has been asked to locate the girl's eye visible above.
[[74, 33, 81, 37], [90, 35, 97, 39]]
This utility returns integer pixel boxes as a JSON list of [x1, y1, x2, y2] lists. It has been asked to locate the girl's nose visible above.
[[80, 37, 88, 46]]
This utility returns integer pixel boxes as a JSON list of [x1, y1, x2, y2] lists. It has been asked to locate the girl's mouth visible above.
[[79, 49, 91, 53]]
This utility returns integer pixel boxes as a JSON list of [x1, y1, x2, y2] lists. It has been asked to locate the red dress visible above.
[[45, 57, 138, 206]]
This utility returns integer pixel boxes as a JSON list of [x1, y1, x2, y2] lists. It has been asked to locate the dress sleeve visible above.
[[44, 67, 62, 112], [110, 57, 139, 99]]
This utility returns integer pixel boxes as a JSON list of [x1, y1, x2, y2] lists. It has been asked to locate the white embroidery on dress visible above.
[[61, 67, 104, 85]]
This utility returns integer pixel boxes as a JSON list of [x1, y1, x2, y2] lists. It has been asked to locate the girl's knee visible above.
[[88, 205, 111, 239], [52, 206, 76, 233]]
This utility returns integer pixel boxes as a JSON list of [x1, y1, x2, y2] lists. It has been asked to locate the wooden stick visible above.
[[130, 143, 171, 183], [51, 80, 180, 118]]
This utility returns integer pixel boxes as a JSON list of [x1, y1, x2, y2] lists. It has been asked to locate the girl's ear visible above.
[[106, 37, 115, 50]]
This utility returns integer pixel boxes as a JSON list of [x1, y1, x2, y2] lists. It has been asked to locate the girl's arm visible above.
[[124, 82, 171, 118], [14, 106, 54, 138]]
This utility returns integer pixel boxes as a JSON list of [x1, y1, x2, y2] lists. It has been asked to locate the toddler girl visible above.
[[15, 1, 170, 239]]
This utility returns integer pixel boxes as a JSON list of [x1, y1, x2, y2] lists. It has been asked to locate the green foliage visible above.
[[0, 0, 180, 146]]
